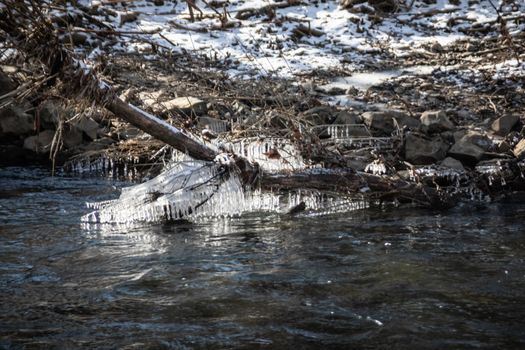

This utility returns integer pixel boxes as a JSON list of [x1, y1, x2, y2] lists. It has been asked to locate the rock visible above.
[[138, 91, 163, 111], [361, 111, 393, 135], [62, 126, 83, 149], [23, 130, 55, 153], [460, 131, 492, 151], [361, 110, 418, 135], [73, 117, 99, 140], [513, 139, 525, 160], [304, 106, 336, 125], [448, 139, 485, 165], [420, 110, 454, 133], [440, 157, 465, 171], [491, 114, 519, 136], [163, 97, 207, 116], [153, 0, 164, 5], [333, 111, 360, 125], [0, 103, 34, 135], [404, 134, 449, 165], [393, 112, 420, 130], [119, 11, 139, 26], [39, 101, 64, 130], [0, 71, 16, 95]]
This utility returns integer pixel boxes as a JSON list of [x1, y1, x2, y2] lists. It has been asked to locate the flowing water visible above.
[[1, 167, 525, 349]]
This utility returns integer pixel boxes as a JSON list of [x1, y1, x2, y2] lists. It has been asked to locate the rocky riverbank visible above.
[[1, 0, 525, 208]]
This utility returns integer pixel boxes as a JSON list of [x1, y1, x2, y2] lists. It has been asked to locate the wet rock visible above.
[[0, 103, 34, 135], [333, 111, 360, 125], [73, 117, 99, 140], [448, 139, 484, 165], [420, 110, 454, 134], [23, 130, 55, 153], [153, 0, 164, 5], [164, 97, 207, 116], [440, 157, 465, 171], [304, 106, 336, 125], [404, 133, 449, 165], [491, 114, 519, 136], [513, 139, 525, 160]]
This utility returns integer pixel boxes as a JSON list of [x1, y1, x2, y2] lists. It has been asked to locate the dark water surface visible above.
[[1, 167, 524, 349]]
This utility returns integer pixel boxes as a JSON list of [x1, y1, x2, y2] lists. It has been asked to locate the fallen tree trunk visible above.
[[106, 97, 218, 161]]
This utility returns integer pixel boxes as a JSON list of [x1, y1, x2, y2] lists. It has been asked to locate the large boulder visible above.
[[404, 133, 449, 165], [448, 139, 485, 165], [420, 110, 454, 133], [491, 114, 519, 136]]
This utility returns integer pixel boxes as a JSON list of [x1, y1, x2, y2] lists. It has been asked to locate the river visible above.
[[1, 167, 524, 349]]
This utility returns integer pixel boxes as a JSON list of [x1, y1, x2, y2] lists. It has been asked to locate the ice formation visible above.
[[82, 159, 369, 224]]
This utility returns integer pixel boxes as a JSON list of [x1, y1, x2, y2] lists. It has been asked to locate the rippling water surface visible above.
[[1, 167, 524, 349]]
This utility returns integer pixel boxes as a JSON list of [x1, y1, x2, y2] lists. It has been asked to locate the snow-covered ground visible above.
[[74, 0, 524, 79]]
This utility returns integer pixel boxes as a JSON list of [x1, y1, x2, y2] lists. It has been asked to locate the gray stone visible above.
[[440, 157, 465, 171], [404, 134, 449, 165], [491, 114, 519, 136], [420, 110, 454, 133], [513, 139, 525, 160], [73, 117, 99, 140], [361, 111, 393, 135], [333, 110, 360, 125], [460, 131, 492, 151], [448, 139, 485, 165], [0, 103, 34, 135], [163, 97, 207, 116], [23, 130, 55, 153], [393, 112, 420, 130]]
